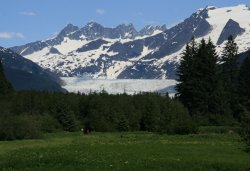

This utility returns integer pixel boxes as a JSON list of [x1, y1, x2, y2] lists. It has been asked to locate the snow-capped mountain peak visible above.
[[10, 4, 250, 80], [203, 4, 250, 53], [139, 25, 167, 36], [86, 21, 100, 28], [205, 5, 217, 9], [58, 23, 79, 37]]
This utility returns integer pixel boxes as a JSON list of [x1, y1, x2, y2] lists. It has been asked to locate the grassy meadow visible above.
[[0, 131, 250, 171]]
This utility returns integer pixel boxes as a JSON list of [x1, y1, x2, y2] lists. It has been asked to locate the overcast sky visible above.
[[1, 0, 250, 47]]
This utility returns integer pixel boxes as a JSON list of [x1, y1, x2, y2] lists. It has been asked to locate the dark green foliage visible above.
[[140, 95, 161, 131], [220, 35, 239, 86], [0, 90, 197, 140], [175, 36, 250, 149], [240, 110, 250, 151], [176, 38, 231, 125], [191, 39, 218, 118], [220, 35, 240, 118], [198, 126, 240, 134], [39, 113, 61, 133], [0, 114, 42, 140], [238, 54, 250, 150], [207, 80, 233, 125], [159, 100, 197, 134], [50, 101, 78, 132], [83, 94, 116, 132], [176, 37, 197, 111], [239, 50, 250, 109], [3, 36, 250, 140], [0, 61, 12, 95], [116, 114, 129, 132]]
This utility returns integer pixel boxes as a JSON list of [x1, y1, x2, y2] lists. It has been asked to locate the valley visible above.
[[1, 2, 250, 171]]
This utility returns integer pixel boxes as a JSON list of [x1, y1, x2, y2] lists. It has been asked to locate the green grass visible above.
[[0, 132, 250, 171]]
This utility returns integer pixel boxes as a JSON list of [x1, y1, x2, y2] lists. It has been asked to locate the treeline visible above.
[[0, 89, 196, 140], [0, 36, 250, 146], [176, 36, 250, 149]]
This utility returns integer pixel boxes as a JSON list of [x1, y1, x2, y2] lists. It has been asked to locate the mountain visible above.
[[0, 47, 65, 92], [10, 4, 250, 79], [0, 59, 13, 94]]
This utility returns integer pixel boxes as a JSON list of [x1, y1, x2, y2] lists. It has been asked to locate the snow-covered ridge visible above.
[[205, 4, 250, 53], [10, 4, 250, 80]]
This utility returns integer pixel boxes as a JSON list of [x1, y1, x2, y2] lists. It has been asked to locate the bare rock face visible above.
[[217, 19, 245, 45], [9, 5, 250, 80]]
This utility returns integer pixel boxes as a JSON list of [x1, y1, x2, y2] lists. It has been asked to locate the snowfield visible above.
[[12, 4, 250, 80], [205, 4, 250, 54], [61, 77, 177, 96]]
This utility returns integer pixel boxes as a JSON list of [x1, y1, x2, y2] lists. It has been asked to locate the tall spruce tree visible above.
[[239, 51, 250, 149], [0, 60, 12, 95], [176, 37, 197, 111], [191, 39, 219, 121], [221, 35, 239, 81], [220, 35, 240, 117], [206, 39, 232, 124], [239, 50, 250, 110], [177, 38, 228, 124]]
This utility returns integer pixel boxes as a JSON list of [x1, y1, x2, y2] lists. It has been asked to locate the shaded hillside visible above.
[[0, 47, 65, 92]]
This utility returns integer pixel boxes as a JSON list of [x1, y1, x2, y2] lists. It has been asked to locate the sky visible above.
[[1, 0, 250, 48]]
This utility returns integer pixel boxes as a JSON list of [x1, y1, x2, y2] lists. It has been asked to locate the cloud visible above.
[[16, 32, 25, 38], [96, 9, 105, 15], [20, 11, 36, 16], [0, 32, 24, 39]]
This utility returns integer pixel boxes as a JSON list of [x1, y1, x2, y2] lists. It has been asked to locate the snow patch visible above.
[[129, 46, 153, 61], [54, 37, 89, 54], [25, 47, 50, 63], [206, 4, 250, 53], [106, 61, 133, 79]]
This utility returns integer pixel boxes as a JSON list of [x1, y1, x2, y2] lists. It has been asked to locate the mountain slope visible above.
[[10, 4, 250, 79], [0, 47, 65, 92], [0, 60, 13, 94]]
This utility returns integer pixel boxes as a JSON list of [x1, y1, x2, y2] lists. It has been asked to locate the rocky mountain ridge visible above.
[[10, 4, 250, 79]]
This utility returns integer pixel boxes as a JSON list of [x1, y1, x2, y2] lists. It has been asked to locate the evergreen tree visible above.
[[0, 60, 13, 95], [191, 39, 219, 121], [239, 50, 250, 110], [140, 97, 161, 131], [176, 37, 197, 112], [203, 38, 231, 124], [176, 38, 229, 124], [116, 114, 129, 132], [50, 101, 78, 132], [209, 79, 233, 125], [240, 110, 250, 151], [221, 35, 239, 84], [220, 35, 240, 118], [159, 99, 196, 134]]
